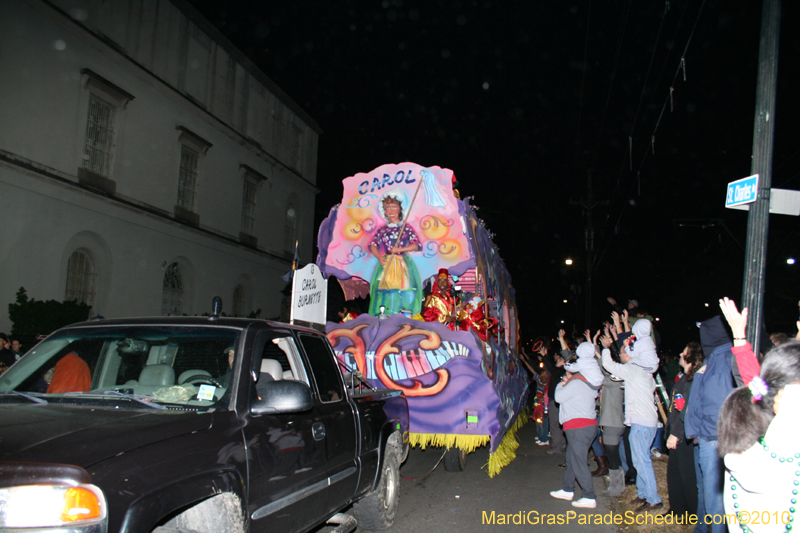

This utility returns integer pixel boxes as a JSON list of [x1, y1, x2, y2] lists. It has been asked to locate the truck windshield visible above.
[[0, 325, 241, 409]]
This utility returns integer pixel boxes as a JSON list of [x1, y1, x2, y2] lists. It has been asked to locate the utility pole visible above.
[[571, 169, 609, 328], [742, 0, 781, 353]]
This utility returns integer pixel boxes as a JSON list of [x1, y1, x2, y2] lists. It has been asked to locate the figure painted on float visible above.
[[368, 189, 423, 316], [422, 268, 459, 328]]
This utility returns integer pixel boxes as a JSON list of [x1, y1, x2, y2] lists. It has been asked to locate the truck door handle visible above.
[[312, 422, 326, 441]]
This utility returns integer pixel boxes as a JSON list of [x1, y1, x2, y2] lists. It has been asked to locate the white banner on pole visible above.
[[290, 264, 328, 327]]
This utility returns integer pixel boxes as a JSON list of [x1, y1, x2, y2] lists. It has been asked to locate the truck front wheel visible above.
[[152, 493, 245, 533], [352, 442, 400, 530]]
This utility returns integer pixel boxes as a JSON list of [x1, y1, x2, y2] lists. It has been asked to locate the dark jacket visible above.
[[684, 316, 735, 441], [542, 352, 567, 401], [666, 373, 693, 442]]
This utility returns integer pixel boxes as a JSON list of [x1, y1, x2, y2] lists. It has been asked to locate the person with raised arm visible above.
[[683, 312, 736, 533], [598, 323, 627, 497], [600, 332, 662, 512], [717, 340, 800, 532], [536, 337, 567, 455]]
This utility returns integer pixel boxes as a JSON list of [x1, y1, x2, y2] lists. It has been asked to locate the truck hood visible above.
[[0, 403, 213, 468]]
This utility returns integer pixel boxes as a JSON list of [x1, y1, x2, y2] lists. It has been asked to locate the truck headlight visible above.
[[0, 483, 107, 528]]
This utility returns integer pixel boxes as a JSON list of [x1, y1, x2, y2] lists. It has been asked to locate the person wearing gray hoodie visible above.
[[601, 335, 662, 512], [550, 369, 600, 509]]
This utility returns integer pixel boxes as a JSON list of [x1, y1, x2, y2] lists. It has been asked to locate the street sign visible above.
[[725, 174, 759, 208], [290, 263, 328, 327], [728, 188, 800, 216]]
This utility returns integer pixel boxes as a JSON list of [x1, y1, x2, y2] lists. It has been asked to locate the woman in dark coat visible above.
[[663, 342, 704, 519]]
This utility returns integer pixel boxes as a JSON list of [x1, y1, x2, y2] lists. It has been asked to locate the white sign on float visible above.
[[290, 264, 328, 327]]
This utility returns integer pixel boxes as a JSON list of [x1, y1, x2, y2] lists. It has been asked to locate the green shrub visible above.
[[8, 287, 92, 345]]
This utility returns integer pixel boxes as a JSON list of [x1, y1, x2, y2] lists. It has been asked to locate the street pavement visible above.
[[386, 421, 618, 533]]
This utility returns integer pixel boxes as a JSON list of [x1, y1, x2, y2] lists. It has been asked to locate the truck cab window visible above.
[[299, 334, 344, 403]]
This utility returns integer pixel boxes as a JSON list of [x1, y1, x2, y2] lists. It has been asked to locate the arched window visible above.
[[162, 262, 184, 315], [232, 284, 245, 317], [284, 205, 297, 258], [65, 249, 96, 306]]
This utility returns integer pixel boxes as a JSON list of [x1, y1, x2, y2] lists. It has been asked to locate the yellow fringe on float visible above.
[[485, 407, 531, 478], [407, 432, 490, 454], [407, 407, 532, 478]]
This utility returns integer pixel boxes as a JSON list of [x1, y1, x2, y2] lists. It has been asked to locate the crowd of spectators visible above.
[[521, 296, 800, 529], [0, 333, 23, 375]]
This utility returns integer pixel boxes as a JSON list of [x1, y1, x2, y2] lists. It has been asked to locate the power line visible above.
[[594, 0, 708, 270], [590, 0, 632, 156], [573, 0, 594, 172]]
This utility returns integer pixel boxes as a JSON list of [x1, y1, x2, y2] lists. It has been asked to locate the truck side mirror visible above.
[[250, 380, 314, 415]]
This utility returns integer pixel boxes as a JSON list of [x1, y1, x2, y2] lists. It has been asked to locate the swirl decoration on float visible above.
[[327, 325, 368, 376], [336, 245, 367, 265], [345, 194, 379, 209], [419, 215, 455, 231], [422, 241, 460, 259], [374, 324, 449, 396], [361, 218, 376, 234], [422, 241, 441, 258]]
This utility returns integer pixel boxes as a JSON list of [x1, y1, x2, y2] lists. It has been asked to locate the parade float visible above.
[[316, 162, 529, 477]]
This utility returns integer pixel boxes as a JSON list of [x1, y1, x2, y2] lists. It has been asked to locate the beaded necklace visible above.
[[730, 437, 800, 532]]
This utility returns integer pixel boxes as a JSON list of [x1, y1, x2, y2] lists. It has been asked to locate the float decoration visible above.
[[317, 163, 529, 477]]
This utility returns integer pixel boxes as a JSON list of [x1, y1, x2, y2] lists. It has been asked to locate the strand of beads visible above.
[[730, 439, 800, 532]]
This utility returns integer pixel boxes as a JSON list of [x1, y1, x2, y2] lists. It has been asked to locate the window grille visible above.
[[177, 145, 199, 212], [82, 94, 116, 178], [162, 262, 184, 316], [65, 249, 97, 307], [290, 125, 303, 169], [284, 206, 297, 256], [232, 285, 245, 317], [240, 180, 257, 235]]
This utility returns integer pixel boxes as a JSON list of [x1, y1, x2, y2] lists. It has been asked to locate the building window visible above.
[[177, 145, 199, 212], [241, 180, 257, 236], [290, 124, 303, 170], [82, 94, 116, 178], [232, 285, 245, 317], [162, 262, 184, 316], [65, 249, 96, 307], [284, 205, 297, 257]]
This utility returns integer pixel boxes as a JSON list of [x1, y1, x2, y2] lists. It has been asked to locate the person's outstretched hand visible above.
[[621, 309, 631, 332], [611, 311, 622, 331], [719, 297, 747, 341]]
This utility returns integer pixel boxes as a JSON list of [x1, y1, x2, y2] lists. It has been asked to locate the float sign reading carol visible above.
[[291, 263, 328, 327], [725, 174, 759, 208]]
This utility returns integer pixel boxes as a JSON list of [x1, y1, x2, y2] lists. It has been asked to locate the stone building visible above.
[[0, 0, 321, 331]]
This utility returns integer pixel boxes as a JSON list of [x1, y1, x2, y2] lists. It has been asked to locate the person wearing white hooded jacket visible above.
[[564, 341, 604, 388], [600, 333, 662, 512], [624, 319, 659, 373]]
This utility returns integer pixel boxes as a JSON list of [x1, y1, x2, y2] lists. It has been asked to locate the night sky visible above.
[[188, 0, 800, 350]]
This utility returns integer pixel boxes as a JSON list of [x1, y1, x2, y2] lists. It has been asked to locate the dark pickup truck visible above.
[[0, 316, 408, 533]]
